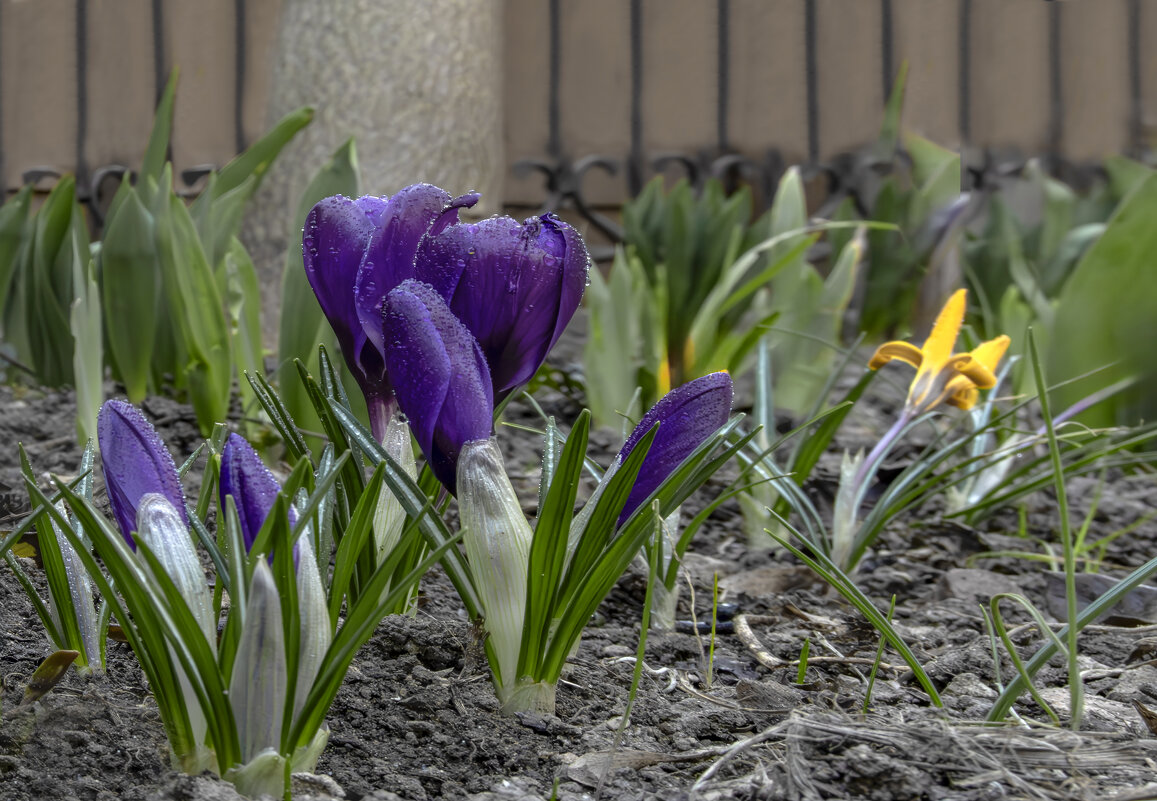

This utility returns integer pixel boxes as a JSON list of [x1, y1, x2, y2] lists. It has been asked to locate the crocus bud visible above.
[[220, 432, 292, 554], [135, 494, 216, 651], [135, 493, 215, 753], [291, 527, 330, 724], [616, 372, 734, 524], [97, 400, 187, 547], [456, 437, 532, 706], [418, 213, 590, 400], [229, 560, 287, 764], [380, 279, 493, 494]]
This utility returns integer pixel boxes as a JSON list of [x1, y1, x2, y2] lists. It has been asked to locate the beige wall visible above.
[[1, 0, 1147, 205]]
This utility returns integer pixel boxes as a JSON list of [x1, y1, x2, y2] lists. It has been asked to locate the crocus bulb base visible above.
[[500, 679, 558, 716]]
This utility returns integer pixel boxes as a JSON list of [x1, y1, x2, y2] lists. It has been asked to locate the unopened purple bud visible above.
[[219, 433, 296, 556], [97, 400, 187, 548], [618, 372, 734, 524], [381, 280, 493, 494]]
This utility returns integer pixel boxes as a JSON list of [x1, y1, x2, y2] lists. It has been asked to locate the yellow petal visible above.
[[967, 334, 1011, 373], [868, 341, 924, 371], [921, 289, 967, 368], [947, 353, 998, 390], [945, 383, 979, 410]]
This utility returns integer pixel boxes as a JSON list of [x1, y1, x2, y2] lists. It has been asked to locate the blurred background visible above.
[[2, 0, 1154, 426], [4, 0, 1150, 212]]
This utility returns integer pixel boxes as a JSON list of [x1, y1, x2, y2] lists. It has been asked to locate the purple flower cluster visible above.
[[304, 183, 735, 503], [303, 184, 590, 443]]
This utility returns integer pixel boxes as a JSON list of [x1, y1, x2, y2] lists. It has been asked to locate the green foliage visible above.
[[11, 396, 440, 797], [0, 70, 312, 437], [1045, 169, 1157, 426], [10, 176, 91, 386], [587, 172, 881, 430], [961, 155, 1157, 425], [856, 134, 962, 338], [2, 442, 107, 674]]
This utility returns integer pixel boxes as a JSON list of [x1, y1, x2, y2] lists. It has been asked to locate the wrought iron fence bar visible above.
[[1047, 0, 1063, 155], [881, 0, 894, 102], [628, 0, 643, 194], [958, 0, 971, 144], [75, 0, 89, 192], [717, 0, 730, 153], [234, 0, 247, 154], [547, 0, 561, 158], [152, 0, 164, 104], [0, 0, 5, 195], [804, 0, 818, 164], [1128, 0, 1143, 152]]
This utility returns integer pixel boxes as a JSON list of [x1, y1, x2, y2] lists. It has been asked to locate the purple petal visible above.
[[220, 433, 284, 553], [354, 185, 478, 361], [97, 400, 187, 548], [381, 280, 493, 494], [617, 372, 734, 524], [302, 195, 385, 398], [416, 214, 590, 399]]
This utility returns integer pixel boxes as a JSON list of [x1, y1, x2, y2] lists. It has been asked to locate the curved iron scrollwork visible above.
[[514, 154, 624, 248], [512, 143, 1145, 260], [18, 163, 219, 228]]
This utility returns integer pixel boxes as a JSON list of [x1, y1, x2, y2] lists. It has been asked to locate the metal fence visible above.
[[1, 0, 1151, 229], [505, 0, 1151, 224], [0, 0, 281, 223]]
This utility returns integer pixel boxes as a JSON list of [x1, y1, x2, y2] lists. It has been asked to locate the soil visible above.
[[2, 343, 1157, 801]]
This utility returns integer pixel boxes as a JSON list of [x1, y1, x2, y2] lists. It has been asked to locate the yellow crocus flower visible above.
[[868, 289, 1010, 413]]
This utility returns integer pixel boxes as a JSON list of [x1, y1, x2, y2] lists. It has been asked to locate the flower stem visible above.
[[366, 394, 397, 444], [850, 408, 914, 515]]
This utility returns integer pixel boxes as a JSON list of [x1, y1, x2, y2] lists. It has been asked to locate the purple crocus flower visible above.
[[417, 213, 589, 401], [617, 372, 734, 525], [97, 400, 188, 548], [303, 186, 478, 436], [380, 279, 493, 494], [219, 432, 295, 554]]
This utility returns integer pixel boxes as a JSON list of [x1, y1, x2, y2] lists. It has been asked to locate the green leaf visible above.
[[0, 186, 32, 317], [154, 184, 233, 433], [223, 238, 265, 429], [196, 174, 259, 274], [140, 68, 179, 203], [584, 249, 644, 429], [328, 462, 386, 627], [210, 106, 313, 201], [27, 177, 84, 385], [1103, 155, 1153, 203], [521, 410, 590, 678], [71, 257, 103, 445], [876, 60, 908, 160], [906, 133, 962, 221], [771, 229, 865, 415], [100, 183, 156, 400], [1047, 172, 1157, 425]]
